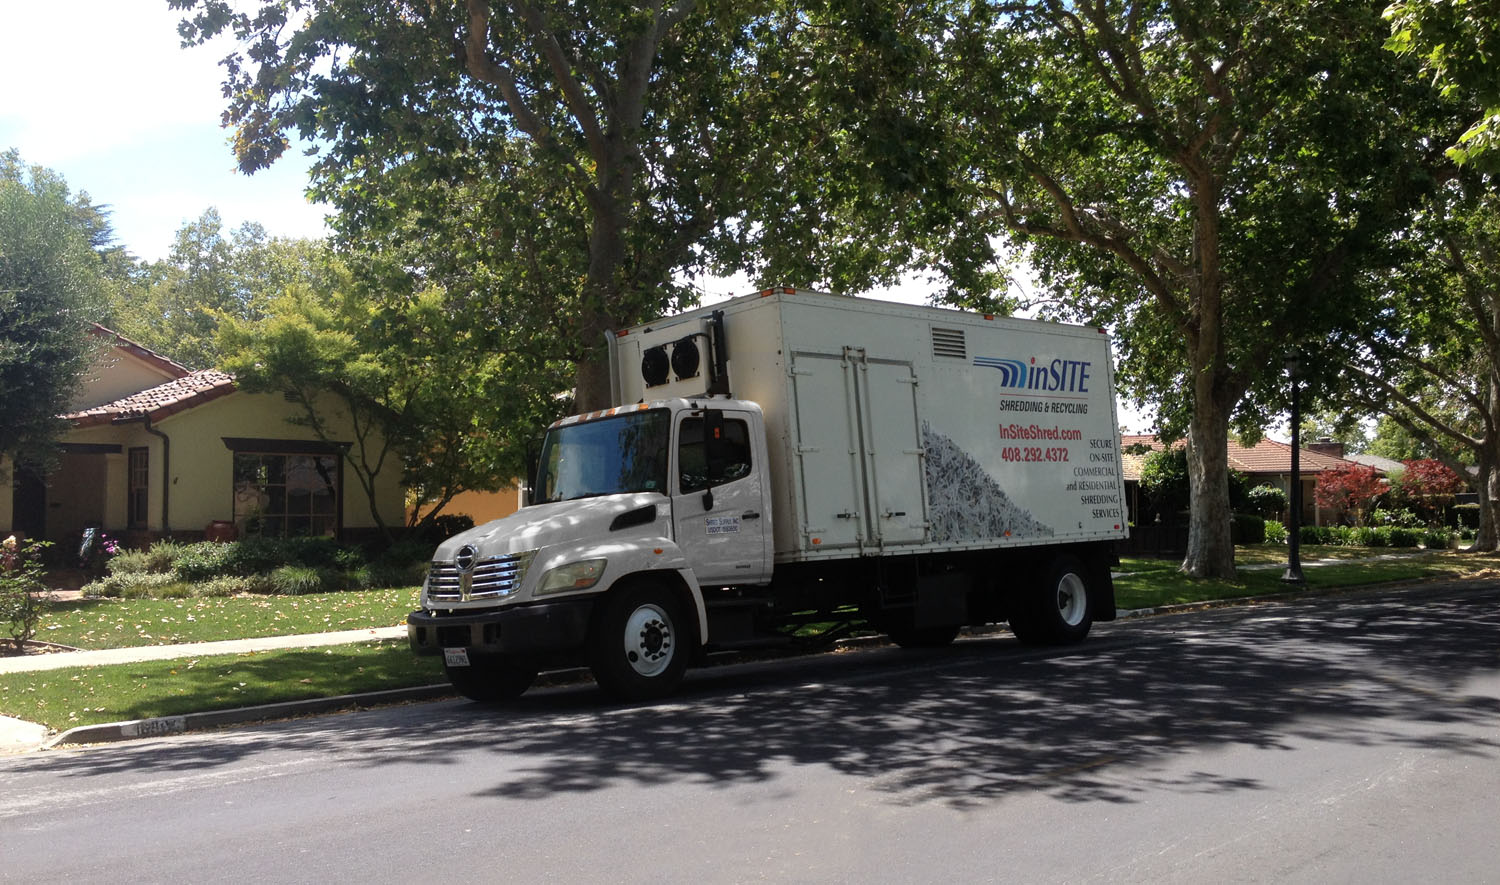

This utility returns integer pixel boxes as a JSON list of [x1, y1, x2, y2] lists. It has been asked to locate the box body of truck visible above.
[[609, 288, 1127, 563], [409, 288, 1128, 701]]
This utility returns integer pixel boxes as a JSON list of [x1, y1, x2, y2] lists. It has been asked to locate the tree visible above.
[[108, 210, 328, 368], [1314, 463, 1386, 526], [1331, 183, 1500, 550], [0, 151, 106, 467], [217, 276, 566, 538], [1385, 0, 1500, 169], [171, 0, 808, 411], [826, 0, 1455, 577]]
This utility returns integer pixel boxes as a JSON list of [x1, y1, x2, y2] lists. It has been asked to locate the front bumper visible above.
[[407, 598, 594, 656]]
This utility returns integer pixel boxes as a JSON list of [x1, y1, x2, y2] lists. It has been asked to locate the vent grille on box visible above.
[[931, 327, 967, 359]]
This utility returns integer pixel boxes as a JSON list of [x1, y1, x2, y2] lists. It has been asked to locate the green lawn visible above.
[[7, 546, 1499, 735], [0, 640, 446, 731], [1115, 546, 1500, 610], [35, 587, 421, 649]]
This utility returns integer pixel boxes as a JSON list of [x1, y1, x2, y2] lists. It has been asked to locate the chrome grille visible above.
[[427, 551, 532, 602]]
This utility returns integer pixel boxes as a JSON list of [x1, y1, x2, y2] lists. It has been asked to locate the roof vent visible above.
[[931, 327, 967, 360]]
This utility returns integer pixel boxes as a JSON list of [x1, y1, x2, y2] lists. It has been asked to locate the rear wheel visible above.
[[445, 656, 538, 702], [1009, 554, 1094, 645], [589, 582, 691, 701]]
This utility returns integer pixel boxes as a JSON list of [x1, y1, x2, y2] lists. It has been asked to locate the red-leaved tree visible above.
[[1399, 459, 1470, 526], [1315, 464, 1386, 526]]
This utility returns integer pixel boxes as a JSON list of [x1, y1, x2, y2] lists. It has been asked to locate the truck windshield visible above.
[[535, 409, 671, 504]]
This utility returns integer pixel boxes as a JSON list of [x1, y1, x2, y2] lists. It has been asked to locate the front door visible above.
[[672, 410, 770, 586]]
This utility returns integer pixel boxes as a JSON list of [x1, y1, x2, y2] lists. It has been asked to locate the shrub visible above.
[[1247, 485, 1287, 518], [1387, 527, 1421, 548], [1300, 525, 1331, 545], [1, 538, 51, 651], [83, 571, 189, 598], [171, 541, 235, 581], [193, 575, 259, 597], [1232, 513, 1266, 545], [105, 548, 155, 575], [1361, 527, 1387, 548], [379, 537, 437, 568], [268, 565, 327, 595], [1369, 508, 1421, 528], [1451, 503, 1480, 529], [142, 540, 184, 573], [219, 536, 286, 576], [1263, 519, 1288, 544], [1421, 529, 1453, 550], [418, 513, 477, 544]]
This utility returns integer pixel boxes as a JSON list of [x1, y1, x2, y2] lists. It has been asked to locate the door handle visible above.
[[741, 511, 760, 520]]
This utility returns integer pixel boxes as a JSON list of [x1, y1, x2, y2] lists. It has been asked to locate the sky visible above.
[[0, 1, 1154, 430], [0, 1, 328, 262]]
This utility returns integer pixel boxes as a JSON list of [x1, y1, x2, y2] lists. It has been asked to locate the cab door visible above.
[[672, 409, 770, 586]]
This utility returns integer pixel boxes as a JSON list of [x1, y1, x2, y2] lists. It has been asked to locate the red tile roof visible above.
[[1120, 434, 1355, 481], [65, 370, 236, 427]]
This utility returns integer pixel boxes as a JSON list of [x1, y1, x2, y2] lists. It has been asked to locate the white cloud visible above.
[[0, 1, 328, 260]]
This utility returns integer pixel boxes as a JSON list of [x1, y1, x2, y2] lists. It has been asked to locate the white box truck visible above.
[[408, 288, 1128, 701]]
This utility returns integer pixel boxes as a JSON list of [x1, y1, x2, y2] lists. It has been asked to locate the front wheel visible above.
[[1010, 554, 1094, 645], [445, 656, 538, 702], [589, 583, 691, 701]]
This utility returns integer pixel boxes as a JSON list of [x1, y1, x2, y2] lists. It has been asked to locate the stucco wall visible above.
[[50, 390, 404, 541], [70, 350, 180, 412]]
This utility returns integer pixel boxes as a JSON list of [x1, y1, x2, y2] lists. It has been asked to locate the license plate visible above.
[[443, 647, 470, 667]]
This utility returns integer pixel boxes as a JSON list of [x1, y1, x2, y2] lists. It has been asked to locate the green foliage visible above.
[[1263, 519, 1289, 545], [1138, 448, 1191, 518], [1247, 485, 1289, 518], [104, 549, 155, 576], [1422, 528, 1454, 549], [1385, 0, 1500, 168], [82, 571, 192, 599], [1, 538, 51, 649], [172, 0, 823, 411], [1232, 514, 1266, 546], [170, 541, 236, 582], [0, 151, 107, 464], [268, 565, 327, 596]]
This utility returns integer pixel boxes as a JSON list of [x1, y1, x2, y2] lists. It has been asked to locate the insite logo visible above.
[[974, 355, 1093, 393]]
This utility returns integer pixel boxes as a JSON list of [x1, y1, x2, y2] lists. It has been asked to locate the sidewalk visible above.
[[1, 624, 415, 754], [0, 625, 408, 675]]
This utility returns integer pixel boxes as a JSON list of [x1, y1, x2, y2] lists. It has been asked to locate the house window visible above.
[[232, 452, 340, 538], [127, 448, 149, 529]]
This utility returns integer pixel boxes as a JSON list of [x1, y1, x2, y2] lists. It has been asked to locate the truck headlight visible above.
[[536, 558, 607, 595]]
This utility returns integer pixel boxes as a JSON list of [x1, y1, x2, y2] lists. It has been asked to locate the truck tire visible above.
[[445, 656, 538, 702], [589, 582, 690, 701], [1009, 554, 1094, 645], [886, 623, 961, 648]]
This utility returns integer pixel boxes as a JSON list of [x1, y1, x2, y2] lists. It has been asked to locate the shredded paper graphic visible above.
[[923, 423, 1054, 542]]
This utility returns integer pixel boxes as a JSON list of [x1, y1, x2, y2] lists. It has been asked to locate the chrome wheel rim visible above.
[[1056, 573, 1088, 626], [622, 603, 675, 677]]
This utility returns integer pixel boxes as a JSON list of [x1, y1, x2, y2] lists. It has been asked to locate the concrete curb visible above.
[[43, 683, 456, 748]]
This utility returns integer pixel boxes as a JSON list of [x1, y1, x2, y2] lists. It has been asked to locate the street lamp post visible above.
[[1283, 352, 1306, 584]]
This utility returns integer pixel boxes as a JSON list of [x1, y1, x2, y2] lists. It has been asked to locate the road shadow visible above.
[[10, 581, 1500, 811]]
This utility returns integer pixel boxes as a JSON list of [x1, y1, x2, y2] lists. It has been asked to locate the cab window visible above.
[[678, 417, 751, 493]]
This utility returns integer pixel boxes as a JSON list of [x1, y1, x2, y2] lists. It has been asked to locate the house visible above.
[[1120, 433, 1359, 527], [1, 326, 404, 549]]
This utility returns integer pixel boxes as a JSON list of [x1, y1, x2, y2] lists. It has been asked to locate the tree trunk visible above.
[[1182, 398, 1237, 577]]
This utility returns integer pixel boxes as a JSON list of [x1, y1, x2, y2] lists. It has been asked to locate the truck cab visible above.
[[408, 398, 771, 701]]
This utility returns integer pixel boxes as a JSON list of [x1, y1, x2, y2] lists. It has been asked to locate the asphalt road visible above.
[[2, 580, 1498, 884]]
